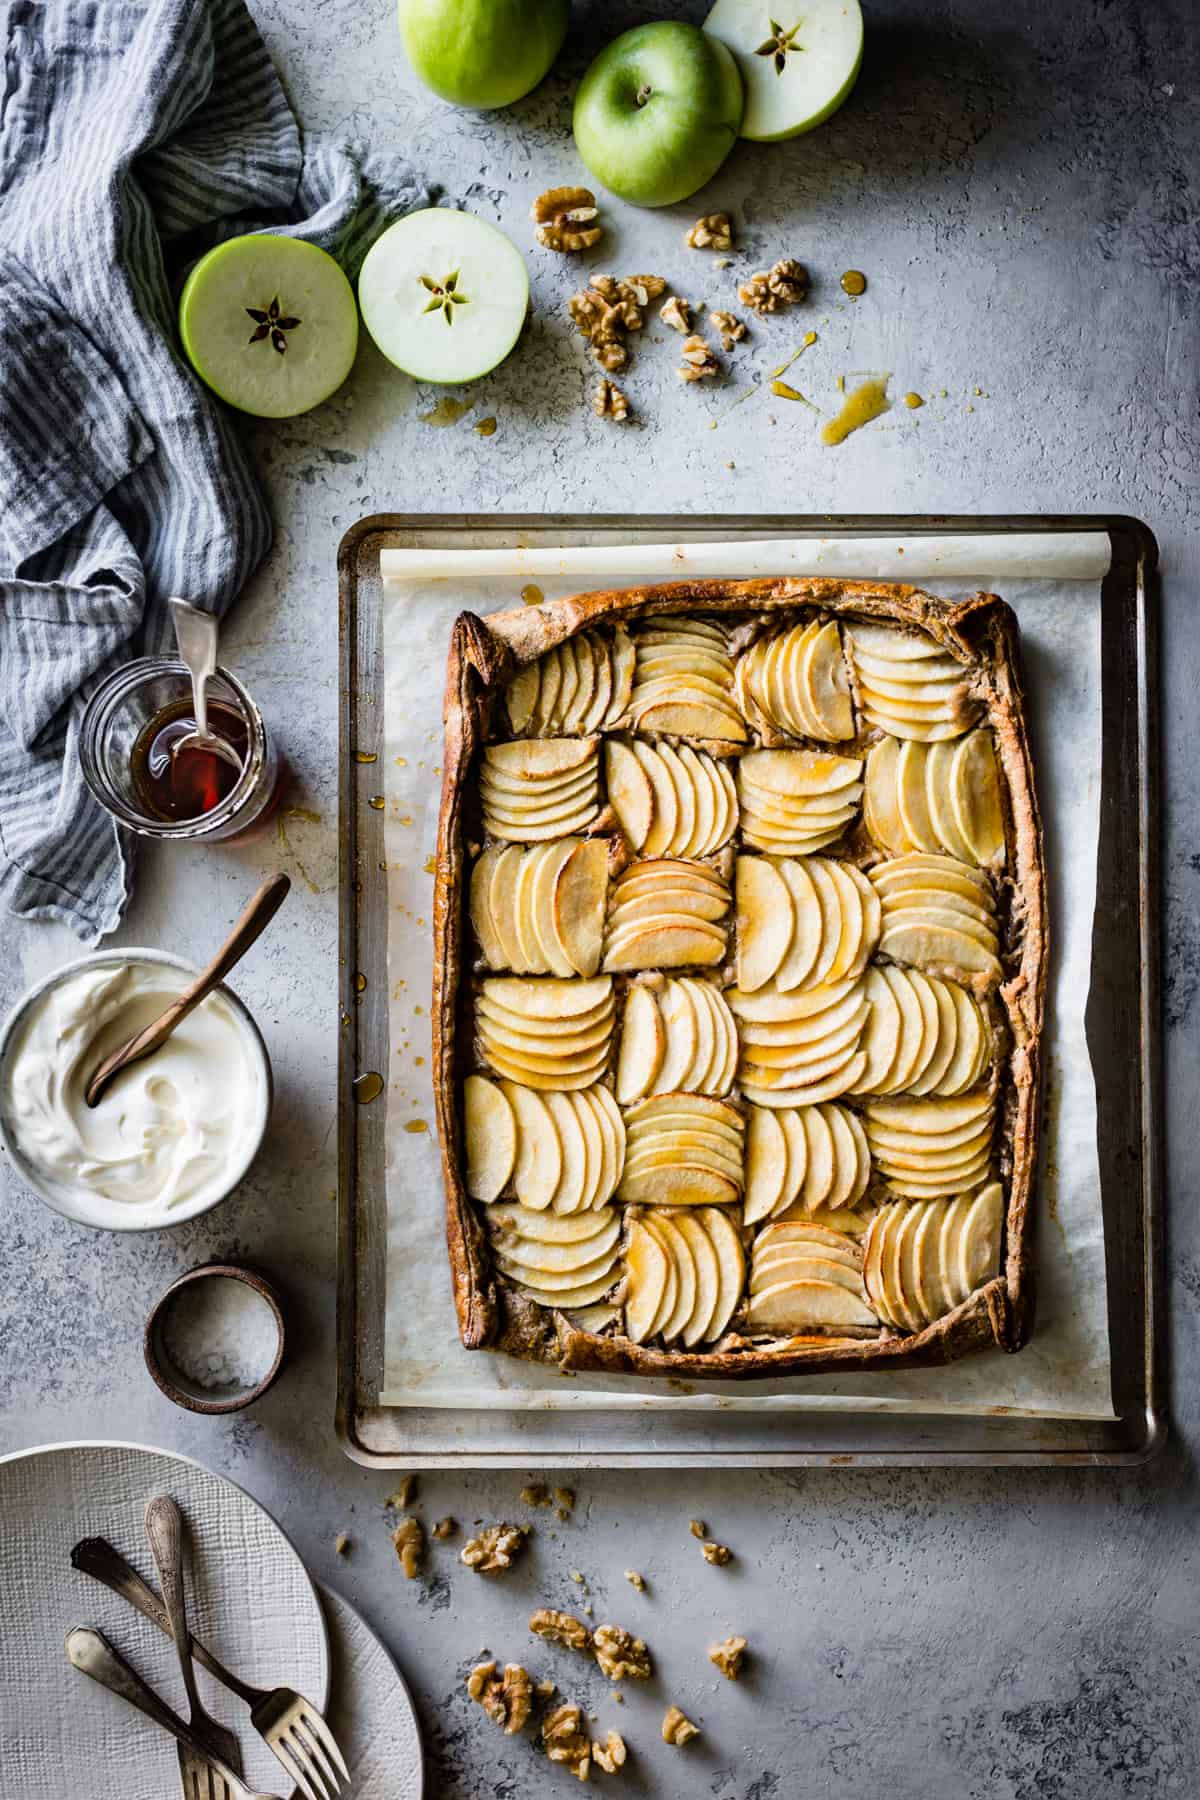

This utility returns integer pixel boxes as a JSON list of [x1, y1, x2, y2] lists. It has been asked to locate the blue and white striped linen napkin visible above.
[[0, 0, 430, 940]]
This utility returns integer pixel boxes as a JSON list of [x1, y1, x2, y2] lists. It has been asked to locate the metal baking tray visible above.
[[336, 513, 1163, 1468]]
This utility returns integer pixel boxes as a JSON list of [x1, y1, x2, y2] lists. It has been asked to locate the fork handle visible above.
[[71, 1535, 260, 1706], [65, 1626, 252, 1791], [145, 1495, 206, 1725]]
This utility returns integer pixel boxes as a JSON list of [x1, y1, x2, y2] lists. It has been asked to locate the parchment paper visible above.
[[379, 533, 1112, 1419]]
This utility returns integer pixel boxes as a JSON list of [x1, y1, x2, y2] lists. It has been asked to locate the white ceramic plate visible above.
[[320, 1587, 423, 1799], [0, 1441, 328, 1799]]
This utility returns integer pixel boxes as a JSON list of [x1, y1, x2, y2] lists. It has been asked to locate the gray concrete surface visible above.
[[2, 1, 1198, 1794]]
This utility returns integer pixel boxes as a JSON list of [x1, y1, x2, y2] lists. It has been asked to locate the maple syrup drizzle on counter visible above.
[[130, 699, 248, 823]]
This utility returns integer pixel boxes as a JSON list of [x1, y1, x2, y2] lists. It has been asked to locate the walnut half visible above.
[[467, 1661, 533, 1735], [709, 309, 746, 351], [677, 335, 719, 382], [701, 1540, 733, 1566], [709, 1635, 748, 1680], [660, 294, 692, 334], [593, 1730, 627, 1773], [593, 1622, 652, 1681], [532, 186, 602, 253], [662, 1704, 700, 1747], [739, 258, 810, 314], [530, 1608, 594, 1653], [542, 1702, 592, 1781], [593, 378, 629, 422], [461, 1521, 529, 1572]]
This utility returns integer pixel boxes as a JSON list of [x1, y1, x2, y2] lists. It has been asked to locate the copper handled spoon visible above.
[[85, 872, 290, 1109]]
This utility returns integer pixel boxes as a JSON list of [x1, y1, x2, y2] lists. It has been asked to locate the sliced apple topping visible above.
[[735, 853, 880, 992], [605, 737, 738, 858], [734, 618, 855, 742], [623, 1204, 745, 1345], [727, 976, 870, 1107], [481, 737, 601, 841], [862, 1091, 995, 1197], [742, 1100, 870, 1225], [745, 1218, 876, 1332], [850, 966, 992, 1097], [602, 858, 731, 972], [617, 1093, 745, 1207], [616, 977, 739, 1103], [489, 1198, 622, 1311], [470, 837, 609, 975], [845, 621, 980, 743], [626, 615, 748, 743], [868, 852, 1002, 984], [736, 749, 863, 856], [465, 1074, 624, 1212], [862, 1181, 1004, 1329], [506, 627, 635, 736], [477, 976, 615, 1090], [863, 729, 1006, 867]]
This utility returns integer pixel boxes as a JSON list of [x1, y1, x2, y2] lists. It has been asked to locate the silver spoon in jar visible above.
[[168, 597, 243, 772], [84, 873, 290, 1109]]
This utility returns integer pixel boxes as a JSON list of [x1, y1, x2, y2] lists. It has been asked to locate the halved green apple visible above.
[[358, 208, 528, 383], [704, 0, 863, 143]]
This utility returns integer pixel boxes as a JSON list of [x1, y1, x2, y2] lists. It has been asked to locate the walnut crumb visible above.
[[467, 1661, 533, 1735], [709, 1635, 748, 1680], [687, 211, 734, 251], [709, 308, 746, 351], [532, 186, 602, 253], [555, 1487, 576, 1511], [334, 1533, 350, 1556], [536, 1678, 558, 1702], [461, 1522, 529, 1572], [660, 294, 692, 333], [521, 1483, 551, 1507], [593, 1623, 652, 1681], [592, 1730, 627, 1774], [678, 334, 719, 381], [542, 1702, 592, 1781], [739, 258, 809, 314], [386, 1474, 417, 1510], [624, 1570, 646, 1592], [530, 1608, 594, 1653], [662, 1704, 700, 1747], [392, 1516, 423, 1578], [689, 1519, 706, 1539], [702, 1541, 732, 1566], [593, 378, 629, 422], [433, 1516, 457, 1540]]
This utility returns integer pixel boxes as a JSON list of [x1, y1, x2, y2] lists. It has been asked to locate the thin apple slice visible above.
[[862, 1204, 896, 1324], [925, 739, 974, 862], [851, 967, 903, 1095], [526, 840, 577, 976], [824, 859, 865, 983], [860, 706, 974, 744], [870, 851, 993, 891], [952, 729, 1006, 865], [897, 1199, 936, 1330], [798, 1102, 835, 1210], [490, 1201, 615, 1244], [638, 1215, 680, 1338], [751, 1249, 866, 1298], [872, 1125, 994, 1172], [881, 1201, 923, 1331], [619, 1163, 741, 1207], [481, 760, 597, 804], [801, 619, 855, 738], [879, 921, 1002, 982], [655, 979, 701, 1093], [501, 1081, 562, 1209], [506, 661, 540, 735], [483, 975, 612, 1021], [727, 976, 860, 1024], [485, 736, 598, 780], [652, 1210, 698, 1342], [741, 1052, 868, 1108], [863, 737, 911, 855], [633, 739, 678, 856], [676, 746, 717, 856], [885, 1162, 991, 1201], [625, 1091, 743, 1128], [483, 1050, 608, 1092], [866, 1090, 992, 1134], [747, 1278, 877, 1331], [896, 740, 940, 852], [623, 1136, 743, 1181], [478, 990, 613, 1039], [801, 856, 844, 987], [470, 847, 508, 969], [739, 748, 862, 798], [496, 1212, 620, 1274], [906, 973, 957, 1095], [577, 635, 613, 734], [478, 1008, 614, 1059], [552, 641, 580, 730], [603, 920, 727, 971], [578, 1086, 617, 1207], [545, 1089, 590, 1214], [464, 1075, 517, 1201], [563, 1088, 603, 1211], [566, 634, 597, 731], [912, 1197, 952, 1321], [613, 865, 727, 905], [681, 979, 725, 1093], [497, 1241, 618, 1291], [821, 1103, 862, 1211], [485, 802, 602, 843], [855, 660, 965, 698], [605, 739, 653, 849], [632, 700, 749, 742], [735, 856, 794, 991], [514, 1270, 618, 1310], [609, 886, 730, 928], [902, 967, 942, 1088], [552, 838, 608, 976], [880, 886, 997, 934], [955, 1180, 1005, 1296], [710, 983, 739, 1095], [937, 984, 988, 1094], [623, 1220, 669, 1343], [616, 983, 665, 1105], [485, 843, 528, 971], [604, 625, 636, 724], [847, 623, 943, 663], [774, 858, 823, 991], [673, 1211, 721, 1345], [743, 1105, 789, 1224], [698, 1206, 745, 1340], [777, 1107, 808, 1210], [756, 1220, 862, 1261]]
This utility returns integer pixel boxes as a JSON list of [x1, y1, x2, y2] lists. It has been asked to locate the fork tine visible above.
[[273, 1732, 325, 1800], [294, 1714, 342, 1795], [297, 1707, 350, 1784], [287, 1726, 335, 1800]]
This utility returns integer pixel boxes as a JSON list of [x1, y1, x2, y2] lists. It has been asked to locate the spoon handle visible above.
[[85, 873, 290, 1108], [169, 598, 218, 740]]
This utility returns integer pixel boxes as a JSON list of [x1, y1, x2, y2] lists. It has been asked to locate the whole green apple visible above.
[[572, 21, 743, 208], [398, 0, 569, 110]]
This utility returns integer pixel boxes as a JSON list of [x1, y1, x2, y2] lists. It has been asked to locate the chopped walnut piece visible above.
[[521, 1483, 551, 1507], [701, 1540, 732, 1566], [461, 1521, 529, 1572], [739, 257, 810, 314], [662, 1704, 700, 1747], [593, 1623, 652, 1681], [592, 1730, 627, 1774], [386, 1474, 417, 1509], [392, 1516, 424, 1578], [687, 210, 734, 251], [589, 272, 644, 331], [624, 1570, 646, 1592], [532, 185, 602, 253], [543, 1702, 592, 1781], [678, 334, 719, 381], [619, 273, 667, 309], [660, 294, 692, 333], [709, 308, 746, 350], [467, 1660, 533, 1735], [567, 287, 627, 371], [593, 378, 629, 422], [433, 1517, 458, 1540], [555, 1486, 576, 1511], [689, 1519, 706, 1539], [334, 1533, 350, 1556], [530, 1608, 594, 1653], [709, 1635, 748, 1680]]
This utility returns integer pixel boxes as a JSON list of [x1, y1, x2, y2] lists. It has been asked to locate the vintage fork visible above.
[[65, 1627, 282, 1800], [145, 1495, 245, 1794], [72, 1535, 349, 1800]]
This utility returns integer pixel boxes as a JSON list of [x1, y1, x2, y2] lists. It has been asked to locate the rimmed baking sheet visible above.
[[337, 514, 1162, 1467]]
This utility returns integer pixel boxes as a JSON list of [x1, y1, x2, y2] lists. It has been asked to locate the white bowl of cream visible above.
[[0, 951, 271, 1231]]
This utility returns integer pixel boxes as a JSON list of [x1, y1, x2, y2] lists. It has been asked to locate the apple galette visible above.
[[433, 579, 1045, 1377]]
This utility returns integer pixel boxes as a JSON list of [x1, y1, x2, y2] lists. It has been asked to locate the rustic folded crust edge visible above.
[[431, 576, 1047, 1380]]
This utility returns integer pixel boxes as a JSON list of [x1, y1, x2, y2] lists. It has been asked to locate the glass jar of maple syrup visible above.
[[79, 658, 285, 842]]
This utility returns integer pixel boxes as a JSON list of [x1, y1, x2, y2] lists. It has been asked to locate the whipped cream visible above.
[[1, 959, 268, 1227]]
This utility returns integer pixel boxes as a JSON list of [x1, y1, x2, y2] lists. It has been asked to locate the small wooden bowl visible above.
[[145, 1263, 286, 1415]]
